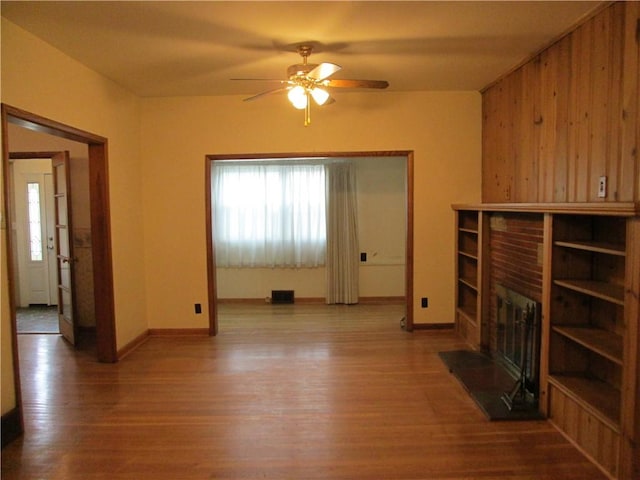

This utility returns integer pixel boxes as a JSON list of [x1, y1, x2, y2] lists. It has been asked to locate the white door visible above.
[[11, 159, 57, 306], [44, 174, 58, 302]]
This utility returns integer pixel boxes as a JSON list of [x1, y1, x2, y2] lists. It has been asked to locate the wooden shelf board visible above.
[[456, 306, 477, 325], [548, 374, 621, 432], [553, 279, 625, 305], [458, 276, 478, 291], [459, 227, 478, 235], [552, 326, 623, 365], [554, 240, 625, 256], [458, 250, 478, 261]]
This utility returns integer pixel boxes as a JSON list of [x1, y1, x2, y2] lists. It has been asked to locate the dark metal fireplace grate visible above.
[[495, 285, 541, 410]]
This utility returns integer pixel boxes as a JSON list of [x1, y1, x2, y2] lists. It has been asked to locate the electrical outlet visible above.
[[421, 297, 428, 308], [598, 176, 607, 198], [360, 252, 367, 262], [194, 303, 202, 314]]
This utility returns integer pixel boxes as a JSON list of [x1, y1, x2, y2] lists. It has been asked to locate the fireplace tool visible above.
[[501, 303, 536, 411]]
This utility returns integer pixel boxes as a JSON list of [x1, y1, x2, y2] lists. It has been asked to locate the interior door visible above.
[[53, 152, 76, 345], [44, 173, 58, 304]]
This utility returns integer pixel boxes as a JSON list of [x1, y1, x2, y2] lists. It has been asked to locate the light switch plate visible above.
[[598, 176, 607, 198]]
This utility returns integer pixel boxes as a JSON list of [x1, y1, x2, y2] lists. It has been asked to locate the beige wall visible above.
[[1, 16, 481, 417], [140, 91, 481, 329], [1, 19, 146, 414]]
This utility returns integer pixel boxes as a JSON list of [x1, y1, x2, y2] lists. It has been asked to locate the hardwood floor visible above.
[[2, 304, 605, 479]]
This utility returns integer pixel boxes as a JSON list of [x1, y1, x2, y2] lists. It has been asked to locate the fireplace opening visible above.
[[495, 285, 541, 409]]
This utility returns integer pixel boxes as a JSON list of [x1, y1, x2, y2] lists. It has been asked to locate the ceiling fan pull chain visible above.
[[304, 93, 311, 126]]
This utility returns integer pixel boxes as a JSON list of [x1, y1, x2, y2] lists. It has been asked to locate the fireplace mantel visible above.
[[452, 201, 639, 216]]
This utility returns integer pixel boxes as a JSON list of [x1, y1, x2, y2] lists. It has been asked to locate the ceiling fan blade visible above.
[[307, 62, 341, 81], [231, 78, 288, 83], [325, 79, 389, 89], [243, 86, 289, 102]]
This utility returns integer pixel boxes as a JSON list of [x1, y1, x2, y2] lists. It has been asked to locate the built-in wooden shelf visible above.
[[456, 305, 477, 325], [554, 240, 625, 256], [458, 250, 478, 260], [454, 209, 485, 349], [548, 374, 621, 432], [453, 181, 639, 479], [552, 326, 623, 365], [553, 279, 625, 305], [458, 276, 477, 291]]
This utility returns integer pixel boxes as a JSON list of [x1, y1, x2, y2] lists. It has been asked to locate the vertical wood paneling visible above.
[[483, 2, 639, 204], [573, 16, 594, 202], [607, 4, 625, 201], [538, 48, 556, 202], [549, 384, 621, 479], [589, 8, 611, 203], [519, 59, 540, 202], [620, 2, 639, 202]]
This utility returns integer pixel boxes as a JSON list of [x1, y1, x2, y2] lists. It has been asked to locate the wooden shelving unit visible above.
[[547, 213, 637, 479], [453, 209, 488, 350], [454, 210, 479, 347], [452, 203, 640, 479]]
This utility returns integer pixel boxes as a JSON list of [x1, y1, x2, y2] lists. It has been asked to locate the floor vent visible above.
[[271, 290, 294, 304]]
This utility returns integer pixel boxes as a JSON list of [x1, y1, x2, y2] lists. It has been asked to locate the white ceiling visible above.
[[1, 1, 603, 98]]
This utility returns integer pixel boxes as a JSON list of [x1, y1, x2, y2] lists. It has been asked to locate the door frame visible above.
[[1, 104, 118, 437], [205, 151, 414, 335]]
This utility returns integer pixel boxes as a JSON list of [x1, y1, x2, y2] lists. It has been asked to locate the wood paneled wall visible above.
[[482, 2, 640, 203]]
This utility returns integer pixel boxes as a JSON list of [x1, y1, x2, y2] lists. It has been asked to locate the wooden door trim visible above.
[[204, 151, 415, 334], [2, 104, 117, 366]]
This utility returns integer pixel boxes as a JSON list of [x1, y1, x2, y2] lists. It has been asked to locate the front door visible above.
[[53, 152, 76, 345]]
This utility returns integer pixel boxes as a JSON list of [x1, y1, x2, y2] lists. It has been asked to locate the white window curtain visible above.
[[325, 162, 359, 305], [212, 162, 326, 268]]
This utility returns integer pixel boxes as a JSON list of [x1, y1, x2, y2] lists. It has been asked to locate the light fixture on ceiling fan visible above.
[[233, 44, 389, 126]]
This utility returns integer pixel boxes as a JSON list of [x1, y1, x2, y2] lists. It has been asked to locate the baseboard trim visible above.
[[117, 330, 150, 360], [412, 323, 454, 330], [148, 328, 210, 336], [1, 407, 23, 448], [217, 296, 405, 305], [358, 296, 405, 305]]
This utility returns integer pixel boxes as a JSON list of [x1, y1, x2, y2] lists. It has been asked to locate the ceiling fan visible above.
[[233, 44, 389, 126]]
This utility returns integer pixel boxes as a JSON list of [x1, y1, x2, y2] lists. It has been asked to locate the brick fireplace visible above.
[[489, 213, 544, 404]]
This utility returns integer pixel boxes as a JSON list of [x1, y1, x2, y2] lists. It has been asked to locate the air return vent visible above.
[[271, 290, 294, 304]]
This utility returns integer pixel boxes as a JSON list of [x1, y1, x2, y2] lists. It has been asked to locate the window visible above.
[[212, 162, 326, 267], [27, 182, 43, 262]]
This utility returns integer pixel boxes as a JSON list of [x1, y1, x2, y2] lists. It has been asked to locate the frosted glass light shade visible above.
[[311, 87, 330, 105], [288, 86, 308, 109]]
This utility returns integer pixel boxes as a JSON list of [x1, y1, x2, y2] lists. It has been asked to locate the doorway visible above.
[[1, 104, 118, 442], [205, 151, 414, 335], [2, 105, 117, 359], [10, 154, 60, 334]]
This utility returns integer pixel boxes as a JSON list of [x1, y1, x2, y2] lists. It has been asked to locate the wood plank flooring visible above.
[[1, 304, 605, 479]]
